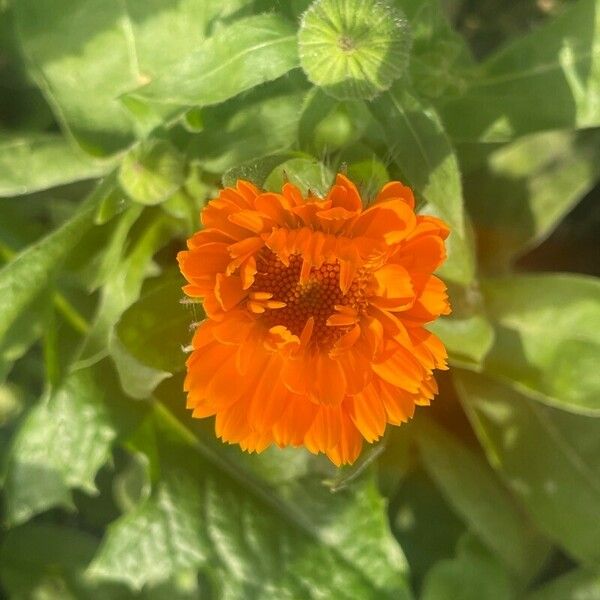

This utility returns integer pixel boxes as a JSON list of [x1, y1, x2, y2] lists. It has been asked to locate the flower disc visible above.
[[298, 0, 412, 100]]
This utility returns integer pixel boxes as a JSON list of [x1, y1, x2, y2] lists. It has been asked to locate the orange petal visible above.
[[214, 274, 247, 311], [375, 181, 415, 209], [350, 386, 387, 442], [326, 408, 363, 465]]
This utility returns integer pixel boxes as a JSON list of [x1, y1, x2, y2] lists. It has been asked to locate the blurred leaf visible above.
[[526, 568, 600, 600], [416, 418, 549, 579], [116, 268, 193, 374], [391, 469, 465, 586], [94, 186, 131, 226], [343, 152, 391, 203], [264, 157, 335, 196], [112, 451, 152, 514], [75, 210, 174, 369], [439, 0, 600, 141], [13, 0, 253, 155], [455, 371, 600, 565], [124, 14, 299, 123], [298, 87, 340, 150], [110, 337, 171, 400], [465, 129, 600, 271], [0, 523, 99, 599], [4, 368, 117, 525], [89, 404, 412, 598], [0, 288, 48, 383], [189, 86, 307, 173], [222, 152, 299, 188], [119, 140, 185, 206], [421, 532, 516, 600], [481, 274, 600, 415], [0, 179, 109, 344], [399, 0, 474, 99], [369, 85, 474, 285], [429, 314, 494, 369], [0, 133, 112, 197], [428, 278, 495, 368]]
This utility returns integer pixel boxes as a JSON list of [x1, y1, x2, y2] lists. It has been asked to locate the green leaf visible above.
[[401, 0, 474, 100], [297, 0, 411, 100], [438, 0, 600, 141], [421, 533, 516, 600], [391, 469, 465, 585], [464, 129, 600, 271], [416, 418, 549, 579], [88, 404, 412, 598], [264, 157, 335, 196], [429, 313, 494, 369], [222, 152, 299, 188], [481, 274, 600, 415], [428, 280, 494, 368], [368, 85, 474, 285], [4, 368, 118, 525], [0, 523, 99, 598], [119, 140, 185, 206], [13, 0, 252, 155], [189, 85, 307, 174], [124, 14, 300, 123], [455, 371, 600, 565], [110, 337, 171, 400], [116, 269, 194, 374], [526, 568, 600, 600], [0, 133, 112, 197], [0, 179, 108, 344], [75, 210, 174, 369]]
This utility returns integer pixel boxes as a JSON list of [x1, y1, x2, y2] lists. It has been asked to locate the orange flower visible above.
[[178, 174, 450, 465]]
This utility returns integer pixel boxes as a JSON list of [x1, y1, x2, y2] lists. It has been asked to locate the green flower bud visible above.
[[298, 0, 412, 100]]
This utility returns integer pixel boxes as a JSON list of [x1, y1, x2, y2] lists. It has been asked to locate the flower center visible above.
[[251, 250, 370, 349]]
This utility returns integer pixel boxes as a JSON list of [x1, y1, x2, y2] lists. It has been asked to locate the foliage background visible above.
[[1, 0, 599, 598]]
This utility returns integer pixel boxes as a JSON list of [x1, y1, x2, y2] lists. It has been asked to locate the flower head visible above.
[[178, 174, 450, 465]]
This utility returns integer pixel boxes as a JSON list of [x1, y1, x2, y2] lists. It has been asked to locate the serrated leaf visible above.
[[4, 368, 117, 525], [368, 85, 474, 285], [464, 129, 600, 271], [0, 133, 112, 197], [439, 0, 600, 141], [481, 274, 600, 415], [124, 14, 300, 123], [455, 371, 600, 565], [416, 418, 549, 579], [89, 405, 412, 598]]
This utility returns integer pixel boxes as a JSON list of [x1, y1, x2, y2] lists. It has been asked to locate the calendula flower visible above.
[[178, 174, 450, 465]]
